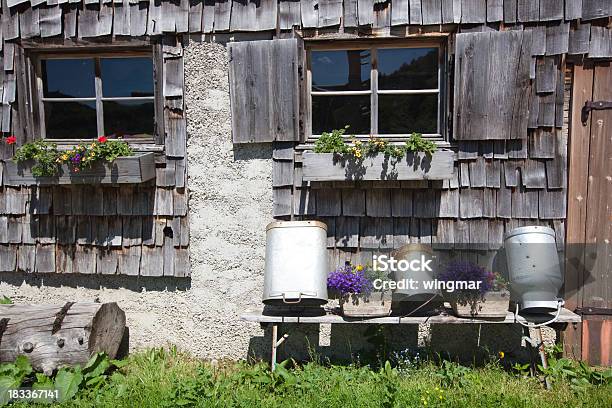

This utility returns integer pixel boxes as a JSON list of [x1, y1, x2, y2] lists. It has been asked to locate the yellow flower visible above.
[[498, 351, 505, 359], [61, 154, 68, 161], [356, 265, 364, 271]]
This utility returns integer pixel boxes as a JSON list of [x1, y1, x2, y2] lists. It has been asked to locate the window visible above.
[[308, 41, 445, 139], [36, 53, 155, 141]]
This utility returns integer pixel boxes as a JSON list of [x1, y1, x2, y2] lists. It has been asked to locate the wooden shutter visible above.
[[228, 38, 303, 143], [453, 30, 532, 140]]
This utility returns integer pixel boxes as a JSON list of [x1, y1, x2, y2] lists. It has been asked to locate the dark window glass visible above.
[[378, 94, 438, 134], [103, 100, 154, 137], [311, 50, 371, 92], [100, 57, 154, 97], [312, 95, 370, 134], [44, 101, 97, 139], [42, 59, 95, 98], [378, 48, 438, 90]]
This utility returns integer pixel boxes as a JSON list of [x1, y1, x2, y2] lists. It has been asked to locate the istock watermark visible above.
[[373, 254, 433, 272]]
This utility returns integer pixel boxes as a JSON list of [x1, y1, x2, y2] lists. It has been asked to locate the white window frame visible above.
[[306, 39, 448, 142]]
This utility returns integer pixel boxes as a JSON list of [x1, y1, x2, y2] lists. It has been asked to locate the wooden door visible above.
[[565, 63, 612, 366]]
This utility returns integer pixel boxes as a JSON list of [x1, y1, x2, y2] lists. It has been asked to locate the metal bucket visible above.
[[504, 226, 563, 312], [262, 221, 328, 306], [391, 244, 440, 302]]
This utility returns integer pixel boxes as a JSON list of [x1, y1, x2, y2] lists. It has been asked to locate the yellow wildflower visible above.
[[356, 265, 364, 271], [498, 351, 505, 359]]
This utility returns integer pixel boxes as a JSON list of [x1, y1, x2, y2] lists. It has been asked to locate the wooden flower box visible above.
[[449, 290, 510, 318], [340, 291, 393, 318], [3, 153, 156, 186], [302, 150, 455, 181]]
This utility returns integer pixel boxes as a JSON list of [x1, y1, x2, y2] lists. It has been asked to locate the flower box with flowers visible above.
[[3, 137, 156, 186], [302, 131, 454, 182], [439, 261, 510, 319], [327, 263, 392, 318]]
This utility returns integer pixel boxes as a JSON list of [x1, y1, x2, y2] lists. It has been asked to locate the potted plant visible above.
[[302, 128, 455, 181], [327, 262, 392, 318], [438, 261, 510, 318]]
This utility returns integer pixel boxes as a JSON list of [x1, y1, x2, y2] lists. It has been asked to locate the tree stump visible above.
[[0, 302, 126, 374]]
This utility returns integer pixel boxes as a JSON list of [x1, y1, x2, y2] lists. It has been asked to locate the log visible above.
[[0, 302, 125, 374]]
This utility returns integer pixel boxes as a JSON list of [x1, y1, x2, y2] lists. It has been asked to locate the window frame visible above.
[[306, 39, 449, 143], [31, 49, 156, 144]]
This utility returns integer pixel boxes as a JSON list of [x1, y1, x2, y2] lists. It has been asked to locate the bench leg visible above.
[[523, 327, 551, 390], [270, 323, 290, 372]]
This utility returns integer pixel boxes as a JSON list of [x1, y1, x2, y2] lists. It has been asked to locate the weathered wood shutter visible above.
[[453, 30, 532, 140], [228, 38, 303, 143]]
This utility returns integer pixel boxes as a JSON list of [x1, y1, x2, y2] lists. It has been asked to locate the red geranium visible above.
[[98, 136, 108, 143], [5, 136, 16, 145]]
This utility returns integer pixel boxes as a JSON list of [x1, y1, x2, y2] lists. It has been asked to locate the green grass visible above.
[[13, 348, 612, 408]]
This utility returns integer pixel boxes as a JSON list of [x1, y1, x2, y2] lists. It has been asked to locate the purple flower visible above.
[[438, 261, 493, 295], [327, 264, 372, 296]]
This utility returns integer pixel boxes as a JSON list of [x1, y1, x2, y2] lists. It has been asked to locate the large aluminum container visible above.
[[391, 244, 440, 301], [263, 221, 328, 306], [504, 226, 563, 312]]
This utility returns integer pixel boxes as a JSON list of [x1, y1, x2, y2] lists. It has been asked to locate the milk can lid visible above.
[[503, 225, 556, 241], [265, 220, 328, 232]]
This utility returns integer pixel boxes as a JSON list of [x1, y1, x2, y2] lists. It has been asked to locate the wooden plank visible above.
[[569, 23, 591, 55], [360, 217, 393, 249], [0, 244, 17, 272], [528, 25, 546, 56], [539, 0, 563, 21], [335, 216, 359, 248], [545, 21, 570, 55], [538, 189, 566, 219], [511, 185, 539, 218], [202, 0, 215, 33], [421, 0, 442, 25], [19, 6, 40, 39], [581, 0, 612, 21], [391, 0, 409, 25], [536, 57, 557, 93], [113, 0, 131, 36], [589, 26, 612, 58], [272, 187, 292, 217], [118, 246, 141, 276], [438, 188, 459, 217], [458, 187, 483, 218], [318, 0, 342, 27], [391, 189, 413, 217], [130, 2, 149, 36], [482, 188, 496, 217], [486, 0, 502, 22], [408, 0, 422, 24], [279, 0, 301, 29], [300, 0, 318, 27], [213, 0, 232, 31], [357, 0, 374, 25], [63, 4, 78, 38], [529, 128, 556, 158], [538, 92, 556, 127], [460, 0, 485, 23], [522, 159, 546, 188], [503, 0, 517, 23], [341, 189, 365, 216], [496, 185, 511, 218], [565, 0, 583, 20], [366, 189, 391, 217], [140, 245, 163, 276], [189, 0, 203, 32], [468, 157, 485, 187], [517, 0, 539, 22]]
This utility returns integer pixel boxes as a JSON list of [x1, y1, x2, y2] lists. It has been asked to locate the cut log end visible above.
[[0, 302, 126, 373]]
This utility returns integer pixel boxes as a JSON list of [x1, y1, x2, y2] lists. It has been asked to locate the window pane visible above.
[[378, 94, 438, 134], [44, 101, 97, 139], [103, 100, 154, 138], [312, 95, 370, 135], [311, 50, 371, 91], [101, 57, 154, 97], [42, 59, 95, 98], [378, 48, 438, 90]]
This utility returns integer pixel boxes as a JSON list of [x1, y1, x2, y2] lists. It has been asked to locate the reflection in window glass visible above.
[[103, 100, 154, 137], [44, 101, 97, 139], [378, 94, 438, 134], [42, 59, 95, 98], [101, 57, 154, 97], [311, 50, 371, 91], [312, 95, 370, 135], [378, 48, 438, 90]]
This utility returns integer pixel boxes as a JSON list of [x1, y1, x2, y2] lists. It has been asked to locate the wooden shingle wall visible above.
[[1, 1, 612, 274]]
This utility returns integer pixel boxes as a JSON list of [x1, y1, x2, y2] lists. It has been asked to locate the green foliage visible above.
[[313, 128, 438, 160], [538, 357, 612, 392], [313, 127, 350, 154], [511, 362, 531, 378], [12, 138, 133, 177], [0, 356, 32, 405], [435, 360, 471, 388], [13, 140, 60, 177], [404, 132, 438, 156], [0, 296, 12, 304]]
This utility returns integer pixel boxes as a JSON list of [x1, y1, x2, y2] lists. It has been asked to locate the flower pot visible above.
[[340, 291, 392, 318], [449, 290, 510, 318]]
